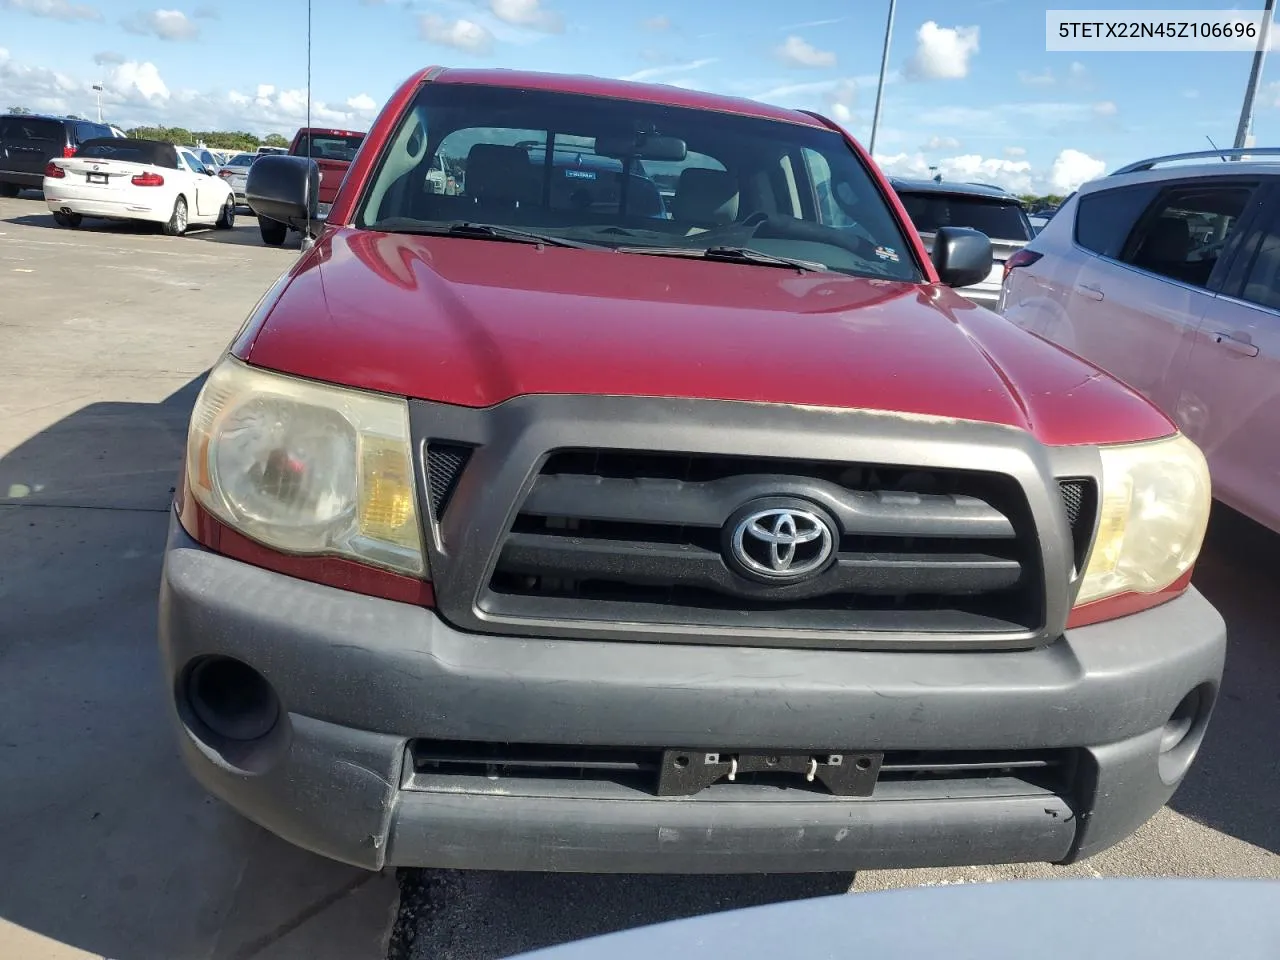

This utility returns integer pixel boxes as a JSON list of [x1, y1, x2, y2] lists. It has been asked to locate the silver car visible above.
[[217, 152, 256, 205], [891, 178, 1034, 309]]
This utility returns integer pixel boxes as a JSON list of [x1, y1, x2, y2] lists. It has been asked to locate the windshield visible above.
[[227, 153, 256, 168], [896, 192, 1033, 242], [356, 84, 921, 282], [75, 138, 178, 168], [295, 133, 364, 161]]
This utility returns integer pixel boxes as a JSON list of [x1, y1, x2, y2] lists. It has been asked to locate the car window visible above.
[[1235, 211, 1280, 312], [229, 154, 255, 168], [293, 133, 364, 161], [1074, 184, 1160, 259], [1117, 183, 1256, 289], [4, 117, 62, 142], [180, 151, 207, 175], [896, 192, 1032, 242], [357, 83, 922, 282], [199, 150, 216, 167]]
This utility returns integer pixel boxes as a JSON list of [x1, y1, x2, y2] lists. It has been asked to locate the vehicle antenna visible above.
[[303, 0, 314, 251]]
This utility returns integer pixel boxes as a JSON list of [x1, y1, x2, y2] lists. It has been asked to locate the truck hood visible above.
[[235, 228, 1174, 447]]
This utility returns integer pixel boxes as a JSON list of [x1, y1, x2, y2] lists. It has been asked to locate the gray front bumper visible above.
[[157, 516, 1226, 873]]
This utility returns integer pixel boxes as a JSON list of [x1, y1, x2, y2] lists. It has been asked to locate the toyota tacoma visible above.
[[158, 68, 1226, 873]]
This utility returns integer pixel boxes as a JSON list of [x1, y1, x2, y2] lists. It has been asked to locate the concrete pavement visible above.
[[0, 195, 397, 960]]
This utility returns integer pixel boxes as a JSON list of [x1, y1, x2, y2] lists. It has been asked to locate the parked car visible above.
[[217, 151, 256, 204], [43, 137, 236, 235], [0, 113, 116, 197], [1001, 146, 1280, 534], [162, 68, 1224, 876], [891, 178, 1035, 308], [256, 145, 288, 156], [254, 127, 365, 245]]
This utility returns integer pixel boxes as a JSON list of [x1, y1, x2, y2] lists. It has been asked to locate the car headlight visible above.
[[186, 356, 425, 577], [1075, 433, 1211, 607]]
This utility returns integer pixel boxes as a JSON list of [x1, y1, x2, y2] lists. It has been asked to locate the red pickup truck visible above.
[[255, 126, 364, 246], [167, 67, 1225, 875]]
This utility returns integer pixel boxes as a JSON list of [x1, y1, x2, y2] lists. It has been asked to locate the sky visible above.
[[1, 0, 1277, 195]]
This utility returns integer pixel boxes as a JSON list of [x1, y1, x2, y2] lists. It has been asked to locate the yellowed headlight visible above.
[[187, 355, 426, 577], [1076, 433, 1211, 606]]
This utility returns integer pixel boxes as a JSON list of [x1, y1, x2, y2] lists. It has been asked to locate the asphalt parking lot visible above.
[[0, 191, 1275, 960]]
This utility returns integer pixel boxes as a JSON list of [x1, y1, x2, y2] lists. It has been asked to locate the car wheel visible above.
[[258, 216, 288, 246], [215, 196, 236, 230], [53, 210, 82, 228], [0, 182, 19, 198], [163, 196, 189, 237]]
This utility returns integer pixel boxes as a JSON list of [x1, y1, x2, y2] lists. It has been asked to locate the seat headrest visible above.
[[466, 144, 538, 206], [670, 168, 739, 226]]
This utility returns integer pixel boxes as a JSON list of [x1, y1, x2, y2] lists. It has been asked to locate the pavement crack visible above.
[[229, 873, 376, 960]]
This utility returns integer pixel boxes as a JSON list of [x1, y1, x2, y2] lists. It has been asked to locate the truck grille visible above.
[[483, 449, 1045, 636]]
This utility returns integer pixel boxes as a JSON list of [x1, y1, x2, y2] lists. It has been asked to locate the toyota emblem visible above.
[[725, 502, 836, 582]]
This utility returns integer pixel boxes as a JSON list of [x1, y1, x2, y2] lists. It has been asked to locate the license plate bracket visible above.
[[86, 173, 108, 185], [657, 749, 883, 798]]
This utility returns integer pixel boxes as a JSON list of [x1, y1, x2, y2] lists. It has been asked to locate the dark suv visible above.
[[0, 114, 117, 196]]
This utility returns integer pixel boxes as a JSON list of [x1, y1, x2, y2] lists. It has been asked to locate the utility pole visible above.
[[1233, 0, 1276, 153], [92, 83, 103, 123], [869, 0, 897, 156]]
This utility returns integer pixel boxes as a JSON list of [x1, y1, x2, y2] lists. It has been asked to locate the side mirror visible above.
[[931, 226, 993, 288], [246, 154, 319, 229]]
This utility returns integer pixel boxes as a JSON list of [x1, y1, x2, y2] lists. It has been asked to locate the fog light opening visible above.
[[1157, 684, 1213, 785], [187, 656, 280, 743]]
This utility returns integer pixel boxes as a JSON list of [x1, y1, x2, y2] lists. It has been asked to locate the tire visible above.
[[258, 215, 288, 246], [162, 195, 189, 237], [53, 210, 82, 228], [0, 182, 19, 198], [215, 196, 235, 230]]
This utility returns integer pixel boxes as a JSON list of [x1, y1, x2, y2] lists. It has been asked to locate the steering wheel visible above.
[[744, 214, 880, 260]]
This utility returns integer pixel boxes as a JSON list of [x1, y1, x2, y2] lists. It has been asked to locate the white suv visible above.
[[1000, 148, 1280, 533]]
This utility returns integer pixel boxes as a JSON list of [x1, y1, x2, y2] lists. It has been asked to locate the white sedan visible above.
[[43, 137, 236, 236]]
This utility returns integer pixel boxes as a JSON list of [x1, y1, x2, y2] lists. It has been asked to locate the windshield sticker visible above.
[[874, 245, 900, 263], [564, 169, 597, 180]]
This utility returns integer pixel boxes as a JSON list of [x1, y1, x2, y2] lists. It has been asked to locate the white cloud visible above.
[[419, 14, 494, 53], [1004, 145, 1027, 158], [121, 9, 200, 41], [822, 78, 855, 124], [620, 58, 715, 82], [93, 50, 125, 65], [488, 0, 562, 33], [905, 22, 980, 81], [1048, 148, 1106, 192], [830, 103, 853, 123], [1093, 100, 1118, 117], [0, 0, 100, 20], [0, 48, 376, 137], [776, 35, 837, 68], [922, 135, 962, 151], [1068, 61, 1088, 81], [1017, 68, 1054, 86], [874, 146, 1105, 195], [108, 60, 169, 100], [642, 14, 670, 31]]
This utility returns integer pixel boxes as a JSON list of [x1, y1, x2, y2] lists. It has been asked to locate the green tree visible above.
[[7, 106, 32, 115], [263, 133, 289, 148]]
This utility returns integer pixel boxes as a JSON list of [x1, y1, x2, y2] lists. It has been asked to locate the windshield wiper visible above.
[[614, 245, 828, 272], [369, 219, 598, 249]]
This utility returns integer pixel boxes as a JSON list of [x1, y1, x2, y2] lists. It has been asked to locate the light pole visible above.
[[869, 0, 897, 156], [92, 83, 103, 123], [1233, 0, 1276, 153]]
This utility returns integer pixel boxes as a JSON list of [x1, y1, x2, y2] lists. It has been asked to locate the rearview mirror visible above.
[[593, 133, 687, 162], [246, 154, 319, 229], [931, 226, 993, 288]]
